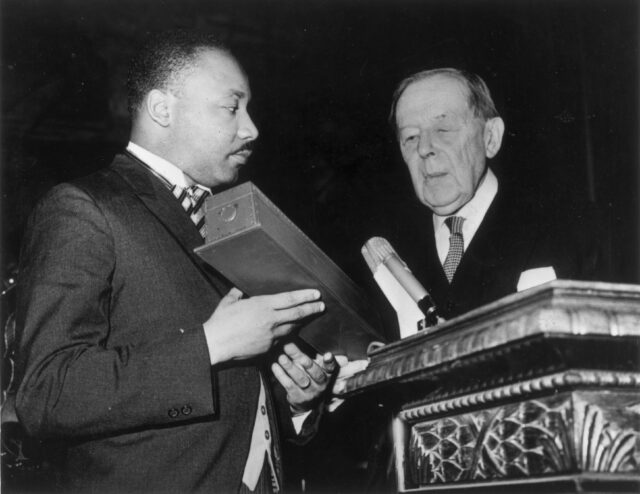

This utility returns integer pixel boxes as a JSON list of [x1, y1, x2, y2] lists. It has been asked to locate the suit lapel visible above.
[[110, 153, 230, 296], [116, 153, 203, 249], [453, 192, 503, 287], [451, 188, 541, 306]]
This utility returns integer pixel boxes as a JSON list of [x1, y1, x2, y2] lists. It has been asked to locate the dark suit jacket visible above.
[[15, 153, 285, 493], [388, 181, 604, 321]]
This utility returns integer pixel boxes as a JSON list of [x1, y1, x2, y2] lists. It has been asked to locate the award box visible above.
[[194, 182, 383, 359]]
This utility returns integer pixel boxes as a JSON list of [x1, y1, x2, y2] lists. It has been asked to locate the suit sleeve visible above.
[[15, 184, 216, 439]]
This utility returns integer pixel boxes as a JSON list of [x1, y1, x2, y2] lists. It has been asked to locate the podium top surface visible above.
[[340, 280, 640, 396]]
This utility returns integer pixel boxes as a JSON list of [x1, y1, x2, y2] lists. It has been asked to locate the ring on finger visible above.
[[299, 379, 311, 389]]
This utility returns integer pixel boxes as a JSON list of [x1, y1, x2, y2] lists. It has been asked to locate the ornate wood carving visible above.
[[341, 282, 640, 492], [403, 389, 640, 488]]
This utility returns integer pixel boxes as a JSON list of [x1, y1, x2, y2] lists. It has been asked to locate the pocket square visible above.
[[517, 266, 557, 292]]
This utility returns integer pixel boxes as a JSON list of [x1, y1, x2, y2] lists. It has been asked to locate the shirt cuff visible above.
[[291, 410, 312, 435]]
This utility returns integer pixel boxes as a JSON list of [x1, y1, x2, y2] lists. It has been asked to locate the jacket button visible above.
[[168, 408, 179, 418], [182, 405, 192, 416]]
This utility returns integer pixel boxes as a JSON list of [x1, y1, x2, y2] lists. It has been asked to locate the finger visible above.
[[272, 361, 310, 393], [273, 302, 325, 325], [302, 353, 336, 383], [321, 352, 338, 375], [283, 344, 327, 383], [271, 362, 296, 390], [282, 342, 308, 361], [219, 287, 243, 307], [305, 361, 328, 384], [265, 289, 322, 310], [277, 354, 311, 389]]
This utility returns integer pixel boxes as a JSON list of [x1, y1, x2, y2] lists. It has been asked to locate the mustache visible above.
[[231, 142, 255, 154]]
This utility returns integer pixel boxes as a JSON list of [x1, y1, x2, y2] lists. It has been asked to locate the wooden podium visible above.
[[337, 281, 640, 493]]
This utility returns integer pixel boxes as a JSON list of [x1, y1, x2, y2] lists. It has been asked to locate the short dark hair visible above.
[[126, 29, 230, 115], [389, 68, 499, 134]]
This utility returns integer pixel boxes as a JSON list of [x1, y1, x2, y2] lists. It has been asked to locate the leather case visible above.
[[194, 182, 383, 359]]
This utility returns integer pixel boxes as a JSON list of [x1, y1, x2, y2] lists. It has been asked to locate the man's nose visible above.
[[417, 131, 435, 158], [238, 112, 259, 141]]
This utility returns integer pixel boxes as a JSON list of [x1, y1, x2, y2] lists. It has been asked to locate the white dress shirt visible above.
[[127, 142, 195, 189], [127, 142, 308, 491], [433, 168, 499, 264]]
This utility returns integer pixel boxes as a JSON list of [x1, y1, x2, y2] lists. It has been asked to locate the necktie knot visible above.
[[171, 184, 209, 239], [445, 215, 464, 235], [188, 185, 208, 208]]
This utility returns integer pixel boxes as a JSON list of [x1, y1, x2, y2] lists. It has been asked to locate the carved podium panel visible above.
[[338, 281, 640, 493]]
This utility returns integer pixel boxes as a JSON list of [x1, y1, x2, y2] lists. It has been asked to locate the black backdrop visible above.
[[1, 1, 638, 491], [2, 0, 638, 287]]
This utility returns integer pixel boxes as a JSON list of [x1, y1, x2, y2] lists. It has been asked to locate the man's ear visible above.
[[145, 89, 171, 127], [484, 117, 505, 159]]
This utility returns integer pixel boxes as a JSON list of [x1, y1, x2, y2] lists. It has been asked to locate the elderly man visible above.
[[387, 68, 602, 320], [15, 30, 336, 493]]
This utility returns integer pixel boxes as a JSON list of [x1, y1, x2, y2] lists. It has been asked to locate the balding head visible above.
[[389, 68, 499, 135]]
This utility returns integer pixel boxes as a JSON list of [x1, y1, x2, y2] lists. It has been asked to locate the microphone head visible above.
[[362, 237, 396, 273], [361, 244, 378, 274]]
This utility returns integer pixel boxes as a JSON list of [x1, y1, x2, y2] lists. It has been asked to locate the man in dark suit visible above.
[[387, 67, 602, 321], [15, 30, 337, 493], [352, 68, 605, 494]]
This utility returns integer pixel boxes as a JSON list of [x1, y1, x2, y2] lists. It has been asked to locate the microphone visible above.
[[362, 237, 439, 330]]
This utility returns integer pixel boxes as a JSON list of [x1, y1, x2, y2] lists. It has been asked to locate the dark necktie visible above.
[[443, 216, 465, 283], [171, 184, 209, 239]]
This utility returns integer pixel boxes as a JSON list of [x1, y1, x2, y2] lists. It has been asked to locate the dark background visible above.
[[2, 0, 639, 289], [1, 1, 638, 492]]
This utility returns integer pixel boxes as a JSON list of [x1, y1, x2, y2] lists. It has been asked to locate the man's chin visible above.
[[202, 171, 240, 190], [423, 195, 466, 216]]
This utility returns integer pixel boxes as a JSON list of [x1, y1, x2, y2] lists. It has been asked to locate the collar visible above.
[[126, 141, 211, 194], [432, 167, 499, 237]]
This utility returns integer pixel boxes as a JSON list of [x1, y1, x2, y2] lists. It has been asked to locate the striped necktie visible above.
[[443, 216, 465, 283], [171, 184, 209, 239]]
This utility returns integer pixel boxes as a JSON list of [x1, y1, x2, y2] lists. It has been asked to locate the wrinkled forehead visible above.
[[396, 74, 472, 121]]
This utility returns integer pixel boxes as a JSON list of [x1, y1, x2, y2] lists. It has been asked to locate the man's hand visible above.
[[271, 342, 339, 413], [204, 288, 324, 365]]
